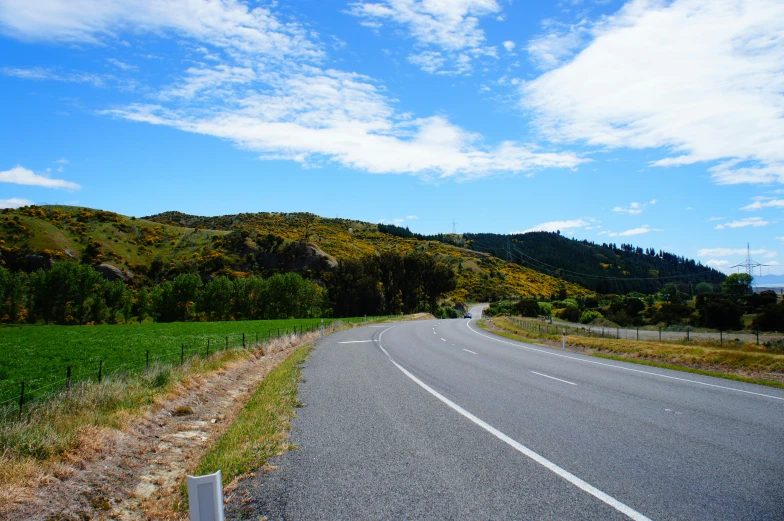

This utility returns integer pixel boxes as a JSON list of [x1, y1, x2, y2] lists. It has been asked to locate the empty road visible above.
[[232, 306, 784, 520]]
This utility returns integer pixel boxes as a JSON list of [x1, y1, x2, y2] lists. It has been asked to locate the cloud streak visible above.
[[0, 166, 80, 189]]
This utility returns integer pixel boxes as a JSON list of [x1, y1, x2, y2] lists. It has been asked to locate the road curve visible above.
[[230, 307, 784, 520]]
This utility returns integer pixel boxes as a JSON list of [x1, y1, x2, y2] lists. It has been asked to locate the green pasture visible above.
[[0, 317, 363, 404]]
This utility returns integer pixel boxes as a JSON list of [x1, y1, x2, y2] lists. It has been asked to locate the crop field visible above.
[[0, 317, 363, 405]]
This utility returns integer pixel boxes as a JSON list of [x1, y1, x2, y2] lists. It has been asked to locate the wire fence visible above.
[[1, 315, 394, 422], [506, 316, 784, 346]]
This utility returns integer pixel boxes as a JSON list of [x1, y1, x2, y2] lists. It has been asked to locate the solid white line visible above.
[[463, 349, 478, 355], [375, 328, 650, 521], [338, 340, 375, 344], [531, 371, 577, 386], [465, 321, 784, 402]]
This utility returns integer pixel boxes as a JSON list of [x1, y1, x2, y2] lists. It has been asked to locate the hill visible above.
[[0, 206, 587, 302], [464, 231, 725, 294]]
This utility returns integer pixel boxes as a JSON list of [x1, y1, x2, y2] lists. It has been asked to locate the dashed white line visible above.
[[375, 327, 651, 521], [465, 320, 784, 402], [463, 349, 477, 355], [531, 371, 577, 386], [441, 338, 447, 342]]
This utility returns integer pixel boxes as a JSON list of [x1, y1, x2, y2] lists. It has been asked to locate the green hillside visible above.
[[0, 206, 587, 302], [465, 231, 725, 294]]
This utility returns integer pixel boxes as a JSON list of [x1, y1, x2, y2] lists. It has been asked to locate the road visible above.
[[231, 306, 784, 520]]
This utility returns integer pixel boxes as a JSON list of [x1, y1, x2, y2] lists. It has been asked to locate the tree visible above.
[[722, 273, 753, 296], [695, 282, 714, 295], [172, 273, 203, 321]]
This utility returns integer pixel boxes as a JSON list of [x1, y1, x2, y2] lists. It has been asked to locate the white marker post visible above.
[[562, 329, 566, 350], [187, 470, 225, 521]]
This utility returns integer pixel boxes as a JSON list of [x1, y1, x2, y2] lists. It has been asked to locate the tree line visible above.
[[0, 250, 459, 325]]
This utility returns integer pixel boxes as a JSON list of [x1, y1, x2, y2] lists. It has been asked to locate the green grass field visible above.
[[0, 318, 361, 405]]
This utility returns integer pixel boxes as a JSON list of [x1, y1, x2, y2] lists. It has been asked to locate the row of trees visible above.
[[485, 273, 783, 332], [0, 250, 460, 325], [0, 263, 326, 325]]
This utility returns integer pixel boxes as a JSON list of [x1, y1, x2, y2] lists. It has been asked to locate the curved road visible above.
[[232, 306, 784, 520]]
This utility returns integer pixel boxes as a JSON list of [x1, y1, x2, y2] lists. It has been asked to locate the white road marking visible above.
[[338, 340, 375, 344], [466, 321, 784, 402], [531, 371, 577, 386], [368, 326, 390, 328], [463, 349, 478, 355], [441, 338, 447, 342], [375, 328, 651, 521]]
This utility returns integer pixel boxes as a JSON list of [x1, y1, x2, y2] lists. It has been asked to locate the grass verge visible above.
[[480, 317, 784, 390], [193, 343, 311, 486]]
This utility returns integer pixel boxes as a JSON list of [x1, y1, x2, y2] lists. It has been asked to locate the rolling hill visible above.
[[0, 206, 587, 302]]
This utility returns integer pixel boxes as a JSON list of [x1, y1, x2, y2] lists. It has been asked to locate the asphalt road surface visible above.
[[232, 306, 784, 520]]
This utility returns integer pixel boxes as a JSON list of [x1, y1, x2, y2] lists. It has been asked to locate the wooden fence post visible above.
[[66, 366, 71, 390], [145, 351, 149, 373], [242, 333, 245, 348], [98, 360, 103, 384], [181, 344, 185, 365]]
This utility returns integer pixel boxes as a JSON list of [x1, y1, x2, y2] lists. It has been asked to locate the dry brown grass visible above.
[[489, 317, 784, 387]]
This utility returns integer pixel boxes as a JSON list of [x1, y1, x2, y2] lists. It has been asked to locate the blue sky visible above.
[[0, 0, 782, 275]]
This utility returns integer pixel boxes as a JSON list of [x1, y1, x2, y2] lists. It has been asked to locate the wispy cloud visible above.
[[0, 197, 34, 209], [2, 66, 112, 87], [598, 225, 662, 237], [698, 247, 774, 257], [522, 0, 784, 186], [348, 0, 501, 74], [612, 198, 656, 215], [715, 217, 769, 229], [519, 218, 595, 234], [741, 197, 784, 211], [0, 166, 80, 190]]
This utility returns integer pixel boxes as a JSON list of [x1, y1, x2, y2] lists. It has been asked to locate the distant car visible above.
[[464, 312, 472, 319]]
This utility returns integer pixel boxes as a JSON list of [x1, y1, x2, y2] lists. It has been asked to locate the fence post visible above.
[[243, 333, 246, 348], [636, 328, 639, 341], [145, 351, 149, 374], [98, 360, 103, 384], [66, 366, 71, 391], [756, 330, 760, 345], [207, 338, 210, 354], [659, 328, 662, 342], [616, 327, 619, 339], [720, 330, 723, 345], [687, 327, 690, 342], [181, 344, 185, 365], [19, 381, 25, 421]]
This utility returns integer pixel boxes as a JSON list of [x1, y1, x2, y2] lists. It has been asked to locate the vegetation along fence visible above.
[[506, 317, 784, 347]]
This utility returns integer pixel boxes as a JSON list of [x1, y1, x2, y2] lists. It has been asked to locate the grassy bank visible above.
[[484, 317, 784, 389], [194, 343, 311, 486], [0, 346, 249, 490]]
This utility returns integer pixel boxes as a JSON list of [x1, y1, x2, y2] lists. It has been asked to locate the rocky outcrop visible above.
[[96, 263, 134, 281]]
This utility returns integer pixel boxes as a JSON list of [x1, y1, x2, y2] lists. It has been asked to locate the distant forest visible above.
[[463, 232, 725, 294]]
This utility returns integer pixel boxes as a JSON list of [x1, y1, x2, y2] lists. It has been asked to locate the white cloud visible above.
[[525, 21, 589, 70], [599, 225, 662, 237], [715, 217, 769, 229], [2, 66, 112, 87], [106, 58, 136, 71], [502, 40, 515, 52], [406, 215, 418, 220], [612, 199, 656, 215], [106, 71, 586, 179], [777, 236, 784, 241], [0, 197, 34, 209], [522, 0, 784, 185], [0, 0, 320, 61], [0, 166, 80, 189], [520, 218, 593, 233], [706, 216, 725, 222], [706, 259, 731, 269], [348, 0, 501, 74], [4, 0, 585, 179], [698, 247, 773, 257], [741, 197, 784, 211]]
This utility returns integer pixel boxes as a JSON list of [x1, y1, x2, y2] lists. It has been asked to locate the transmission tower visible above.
[[729, 244, 769, 287], [450, 219, 459, 234]]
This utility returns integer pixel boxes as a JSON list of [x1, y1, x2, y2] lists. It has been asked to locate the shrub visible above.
[[556, 306, 580, 323], [537, 302, 552, 316], [580, 310, 603, 324]]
